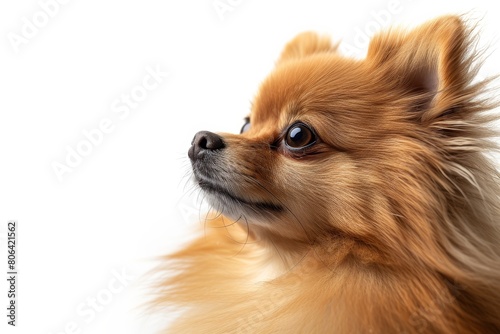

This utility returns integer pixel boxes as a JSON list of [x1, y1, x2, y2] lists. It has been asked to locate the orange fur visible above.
[[154, 16, 500, 333]]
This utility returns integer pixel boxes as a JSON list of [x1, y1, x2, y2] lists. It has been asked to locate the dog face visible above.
[[189, 17, 485, 248]]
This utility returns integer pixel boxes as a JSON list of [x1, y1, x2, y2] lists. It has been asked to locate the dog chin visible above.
[[195, 176, 283, 222]]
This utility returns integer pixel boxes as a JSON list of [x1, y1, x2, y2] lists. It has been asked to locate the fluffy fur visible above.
[[154, 16, 500, 333]]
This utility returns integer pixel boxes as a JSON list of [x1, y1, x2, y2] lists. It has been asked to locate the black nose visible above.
[[188, 131, 225, 161]]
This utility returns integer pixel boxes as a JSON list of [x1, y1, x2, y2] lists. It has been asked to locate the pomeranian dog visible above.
[[155, 16, 500, 333]]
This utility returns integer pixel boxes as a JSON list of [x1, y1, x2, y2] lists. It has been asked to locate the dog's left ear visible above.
[[367, 16, 480, 123], [278, 32, 338, 64]]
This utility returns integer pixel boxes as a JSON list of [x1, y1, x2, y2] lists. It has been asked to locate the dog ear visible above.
[[366, 16, 484, 123], [278, 32, 338, 64]]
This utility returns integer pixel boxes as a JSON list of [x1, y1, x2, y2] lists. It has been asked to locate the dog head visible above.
[[189, 16, 492, 253]]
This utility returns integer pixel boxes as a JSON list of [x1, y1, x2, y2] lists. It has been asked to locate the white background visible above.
[[1, 1, 499, 333]]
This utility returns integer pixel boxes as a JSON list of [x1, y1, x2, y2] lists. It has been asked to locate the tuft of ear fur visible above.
[[366, 16, 494, 124], [278, 32, 338, 64]]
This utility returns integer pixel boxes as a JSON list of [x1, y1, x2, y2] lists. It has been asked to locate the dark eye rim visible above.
[[283, 122, 318, 151], [240, 117, 251, 134]]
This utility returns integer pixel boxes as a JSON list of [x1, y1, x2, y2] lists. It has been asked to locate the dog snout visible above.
[[188, 131, 225, 161]]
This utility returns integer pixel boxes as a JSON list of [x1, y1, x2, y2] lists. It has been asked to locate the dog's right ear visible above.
[[366, 16, 483, 123], [277, 32, 337, 64]]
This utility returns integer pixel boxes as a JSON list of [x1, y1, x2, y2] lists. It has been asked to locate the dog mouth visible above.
[[194, 171, 283, 213]]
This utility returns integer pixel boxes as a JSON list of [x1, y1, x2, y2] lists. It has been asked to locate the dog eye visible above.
[[285, 123, 316, 149], [240, 118, 251, 134]]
